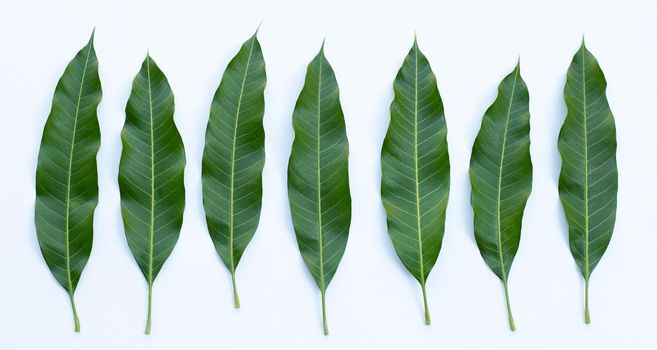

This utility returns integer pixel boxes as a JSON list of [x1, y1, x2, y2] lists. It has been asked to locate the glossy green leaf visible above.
[[119, 54, 185, 334], [34, 31, 101, 332], [380, 38, 450, 326], [287, 44, 351, 335], [469, 63, 532, 331], [202, 31, 266, 308], [558, 41, 617, 324]]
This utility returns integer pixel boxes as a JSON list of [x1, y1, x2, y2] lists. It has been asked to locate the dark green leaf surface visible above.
[[469, 63, 532, 331], [380, 38, 450, 325], [202, 31, 266, 308], [119, 55, 185, 334], [34, 32, 101, 332], [287, 44, 351, 335], [558, 41, 617, 324]]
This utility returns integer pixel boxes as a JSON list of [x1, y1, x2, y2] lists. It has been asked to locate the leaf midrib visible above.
[[64, 42, 93, 297], [228, 38, 257, 275], [581, 54, 590, 280], [495, 68, 519, 285], [411, 42, 426, 287], [146, 55, 156, 290], [316, 54, 325, 293]]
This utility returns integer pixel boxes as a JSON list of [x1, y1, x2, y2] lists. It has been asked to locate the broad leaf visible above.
[[287, 43, 351, 335], [558, 41, 617, 324], [202, 31, 266, 308], [34, 31, 101, 332], [469, 63, 532, 331], [380, 38, 450, 325], [119, 54, 186, 334]]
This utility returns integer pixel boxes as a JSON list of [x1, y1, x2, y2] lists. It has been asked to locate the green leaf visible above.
[[35, 31, 101, 333], [469, 63, 532, 331], [558, 41, 617, 324], [119, 54, 186, 334], [381, 38, 450, 326], [287, 43, 351, 335], [202, 31, 266, 308]]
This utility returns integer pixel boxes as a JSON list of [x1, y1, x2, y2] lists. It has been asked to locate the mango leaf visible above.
[[119, 54, 186, 334], [380, 38, 450, 326], [287, 43, 351, 335], [34, 31, 101, 332], [469, 63, 532, 331], [202, 31, 266, 308], [558, 41, 617, 324]]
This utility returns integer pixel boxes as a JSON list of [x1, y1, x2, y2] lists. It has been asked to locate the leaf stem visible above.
[[585, 277, 591, 324], [503, 280, 516, 331], [421, 282, 431, 325], [145, 283, 152, 335], [231, 270, 240, 309], [69, 292, 80, 332], [321, 289, 329, 336]]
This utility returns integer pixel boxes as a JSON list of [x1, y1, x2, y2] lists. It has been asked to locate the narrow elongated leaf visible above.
[[34, 31, 101, 332], [119, 55, 185, 334], [202, 31, 266, 308], [558, 41, 617, 324], [469, 63, 532, 331], [287, 44, 351, 335], [380, 38, 450, 325]]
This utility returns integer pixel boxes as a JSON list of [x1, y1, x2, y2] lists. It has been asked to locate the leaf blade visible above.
[[469, 63, 532, 331], [119, 55, 186, 334], [35, 31, 102, 332], [287, 45, 351, 335], [202, 32, 266, 308], [381, 39, 450, 325], [558, 41, 617, 324]]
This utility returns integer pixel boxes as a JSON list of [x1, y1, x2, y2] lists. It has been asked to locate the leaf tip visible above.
[[580, 35, 587, 49], [255, 20, 263, 35]]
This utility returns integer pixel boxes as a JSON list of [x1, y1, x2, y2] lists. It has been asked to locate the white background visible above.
[[0, 0, 655, 348]]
